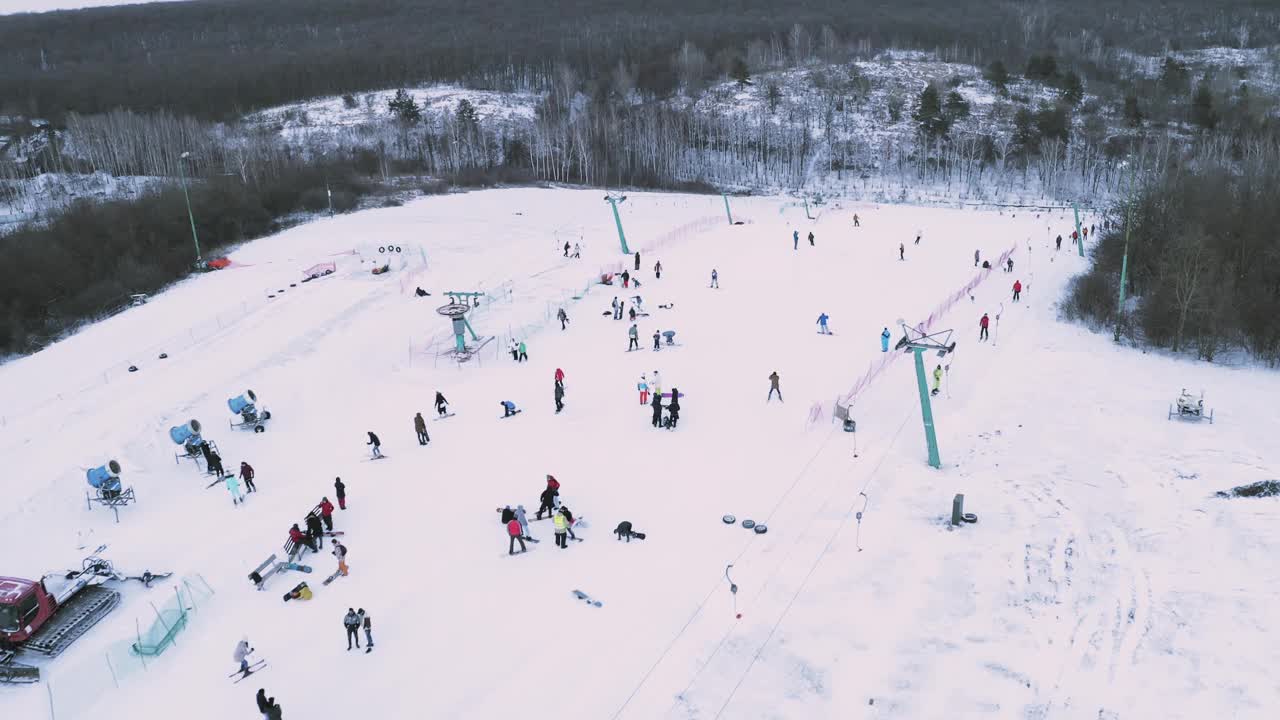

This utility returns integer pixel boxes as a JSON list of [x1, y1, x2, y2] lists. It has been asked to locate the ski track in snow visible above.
[[2, 189, 1278, 720]]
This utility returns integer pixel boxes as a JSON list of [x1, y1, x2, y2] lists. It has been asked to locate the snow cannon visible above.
[[86, 460, 122, 494], [228, 390, 271, 432], [169, 419, 205, 455]]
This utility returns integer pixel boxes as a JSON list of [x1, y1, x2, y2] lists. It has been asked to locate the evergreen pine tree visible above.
[[1061, 71, 1084, 106], [1123, 95, 1143, 127], [1191, 80, 1218, 130], [915, 83, 950, 138], [388, 89, 422, 123], [985, 60, 1010, 91], [943, 90, 970, 119], [456, 97, 480, 129], [730, 58, 751, 87]]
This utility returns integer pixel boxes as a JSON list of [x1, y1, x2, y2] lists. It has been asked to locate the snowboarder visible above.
[[557, 307, 569, 330], [344, 608, 361, 650], [793, 230, 799, 250], [667, 389, 681, 428], [1055, 234, 1062, 251], [615, 521, 645, 542], [808, 231, 815, 247], [554, 381, 565, 413], [332, 540, 349, 577], [500, 400, 518, 418], [932, 365, 943, 396], [319, 497, 335, 531], [305, 512, 325, 549], [914, 230, 922, 245], [629, 306, 637, 321], [509, 339, 519, 361], [507, 516, 527, 554], [710, 269, 718, 288], [1006, 258, 1014, 273], [414, 413, 429, 445], [768, 372, 782, 402], [554, 367, 565, 386], [334, 477, 347, 510], [240, 462, 257, 493], [634, 251, 641, 271], [1012, 280, 1022, 302], [560, 505, 579, 541], [518, 341, 528, 362], [435, 391, 449, 416], [289, 523, 317, 554], [628, 323, 639, 351], [650, 392, 663, 428], [563, 241, 570, 258], [899, 243, 905, 261], [979, 313, 990, 341], [359, 609, 373, 650], [974, 249, 980, 266], [233, 637, 255, 676], [622, 269, 630, 288], [881, 327, 891, 352], [553, 510, 570, 548], [514, 504, 532, 539], [652, 330, 661, 351], [366, 431, 382, 458], [612, 296, 620, 319], [817, 313, 831, 334], [415, 287, 429, 297], [225, 472, 245, 506], [500, 505, 516, 525], [853, 213, 860, 227], [638, 374, 649, 405], [654, 261, 662, 279], [536, 483, 559, 520]]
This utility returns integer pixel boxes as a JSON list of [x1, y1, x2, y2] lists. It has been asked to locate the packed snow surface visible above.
[[2, 188, 1277, 719]]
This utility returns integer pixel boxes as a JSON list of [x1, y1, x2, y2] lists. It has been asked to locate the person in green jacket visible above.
[[553, 511, 570, 549], [932, 365, 943, 396], [518, 341, 528, 362]]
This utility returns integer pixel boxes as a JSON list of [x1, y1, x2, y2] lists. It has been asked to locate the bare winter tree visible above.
[[1166, 224, 1210, 353]]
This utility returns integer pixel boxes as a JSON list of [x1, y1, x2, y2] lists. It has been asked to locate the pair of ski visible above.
[[229, 659, 267, 683]]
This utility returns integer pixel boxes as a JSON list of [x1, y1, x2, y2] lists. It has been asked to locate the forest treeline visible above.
[[1, 0, 1276, 121]]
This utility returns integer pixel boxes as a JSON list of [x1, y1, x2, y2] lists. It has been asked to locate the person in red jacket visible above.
[[289, 523, 317, 553], [239, 462, 256, 493], [545, 474, 560, 492], [1012, 280, 1022, 302], [319, 497, 335, 531], [979, 313, 990, 341], [507, 518, 527, 555], [554, 368, 565, 386]]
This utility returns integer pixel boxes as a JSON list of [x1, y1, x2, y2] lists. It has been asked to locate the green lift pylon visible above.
[[604, 194, 630, 255], [1073, 203, 1085, 258], [894, 323, 957, 469], [722, 194, 734, 225]]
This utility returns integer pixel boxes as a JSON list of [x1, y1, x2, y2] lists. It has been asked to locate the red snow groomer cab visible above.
[[0, 574, 120, 657]]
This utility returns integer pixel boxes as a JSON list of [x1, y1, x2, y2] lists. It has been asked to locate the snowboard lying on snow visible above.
[[572, 589, 603, 607]]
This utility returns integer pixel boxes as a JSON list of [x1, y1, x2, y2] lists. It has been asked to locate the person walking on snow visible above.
[[932, 365, 943, 396], [509, 339, 519, 361], [853, 213, 861, 227], [366, 431, 382, 458], [360, 610, 374, 651], [979, 313, 990, 341], [638, 374, 649, 405], [563, 241, 570, 258], [239, 462, 257, 493], [554, 368, 565, 386], [536, 481, 559, 520], [899, 243, 905, 261], [768, 372, 783, 402], [414, 412, 430, 445], [652, 371, 662, 399], [654, 261, 662, 279], [710, 269, 718, 288], [557, 307, 569, 330], [793, 230, 799, 250], [881, 327, 892, 352], [515, 504, 531, 539], [553, 509, 570, 549], [305, 512, 324, 549], [435, 391, 449, 416], [1012, 280, 1022, 302], [817, 313, 831, 334], [334, 477, 347, 510], [518, 341, 528, 362], [634, 251, 641, 271], [573, 243, 581, 258], [652, 330, 661, 351], [344, 608, 361, 650], [651, 391, 664, 428], [1055, 234, 1062, 251], [225, 472, 244, 506], [612, 296, 621, 320], [1006, 258, 1014, 273], [628, 323, 639, 351], [507, 516, 527, 554], [233, 637, 255, 676], [622, 270, 630, 288], [554, 381, 565, 414], [333, 540, 349, 576], [808, 231, 815, 247], [319, 497, 335, 531], [974, 249, 980, 266], [667, 388, 681, 428], [256, 689, 271, 716]]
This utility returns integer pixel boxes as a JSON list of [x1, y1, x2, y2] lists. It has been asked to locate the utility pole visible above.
[[178, 152, 202, 266], [604, 193, 630, 255]]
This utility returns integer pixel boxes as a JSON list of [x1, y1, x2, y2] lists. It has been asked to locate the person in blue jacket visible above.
[[817, 313, 831, 334], [880, 327, 891, 352], [500, 401, 518, 418], [793, 230, 799, 250]]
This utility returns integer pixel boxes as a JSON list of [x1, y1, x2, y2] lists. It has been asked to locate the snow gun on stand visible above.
[[169, 419, 213, 464], [228, 390, 271, 433], [85, 460, 136, 522]]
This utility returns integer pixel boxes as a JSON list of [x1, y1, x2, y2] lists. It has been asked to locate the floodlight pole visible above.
[[911, 347, 942, 469], [604, 195, 631, 255], [178, 152, 202, 265]]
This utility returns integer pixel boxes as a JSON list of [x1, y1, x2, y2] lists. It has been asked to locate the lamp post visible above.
[[178, 151, 202, 266]]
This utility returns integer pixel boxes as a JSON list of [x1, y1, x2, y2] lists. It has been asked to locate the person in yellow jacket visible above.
[[553, 511, 570, 549], [932, 365, 943, 396]]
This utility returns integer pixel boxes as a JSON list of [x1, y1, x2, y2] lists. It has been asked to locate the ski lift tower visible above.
[[437, 291, 487, 359], [894, 322, 957, 469], [604, 193, 631, 255]]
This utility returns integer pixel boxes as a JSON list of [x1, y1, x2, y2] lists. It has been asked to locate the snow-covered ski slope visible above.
[[2, 188, 1278, 720]]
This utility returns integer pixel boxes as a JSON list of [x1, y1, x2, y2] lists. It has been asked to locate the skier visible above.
[[515, 504, 532, 539], [622, 269, 630, 288], [414, 412, 429, 445], [572, 243, 581, 258], [500, 400, 518, 418], [652, 330, 661, 351], [612, 296, 620, 319], [332, 540, 349, 577], [1012, 280, 1022, 302], [654, 261, 662, 279], [1082, 226, 1088, 240], [817, 313, 831, 334], [207, 449, 225, 477], [1006, 258, 1014, 273], [915, 230, 922, 245], [509, 339, 519, 361], [233, 637, 255, 676], [554, 381, 565, 414], [974, 249, 980, 266], [638, 374, 649, 405], [650, 391, 663, 428], [979, 313, 990, 341], [334, 477, 347, 510], [793, 230, 799, 250], [553, 509, 570, 549], [710, 269, 718, 288], [557, 307, 569, 330], [239, 462, 257, 493], [319, 497, 335, 531], [932, 365, 943, 396], [767, 372, 782, 402], [518, 341, 528, 362], [881, 327, 891, 352], [360, 609, 374, 651], [289, 523, 317, 554], [366, 431, 382, 458], [1072, 230, 1079, 245], [560, 505, 579, 542], [554, 367, 565, 386], [435, 391, 449, 416], [899, 243, 905, 261], [344, 608, 361, 650], [1055, 234, 1062, 250], [634, 251, 641, 271], [628, 323, 639, 351], [853, 213, 860, 227], [667, 388, 681, 428], [808, 231, 815, 247], [507, 515, 527, 554], [225, 472, 244, 506], [563, 241, 570, 257], [305, 512, 325, 549]]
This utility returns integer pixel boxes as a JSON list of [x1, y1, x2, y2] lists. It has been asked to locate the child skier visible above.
[[239, 462, 256, 493], [225, 472, 244, 506], [366, 431, 382, 458], [881, 327, 891, 352], [932, 365, 943, 396], [414, 412, 429, 445], [638, 374, 649, 405], [768, 372, 782, 402], [233, 637, 254, 676]]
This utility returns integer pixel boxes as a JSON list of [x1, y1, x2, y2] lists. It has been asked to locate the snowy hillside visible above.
[[2, 188, 1278, 719]]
